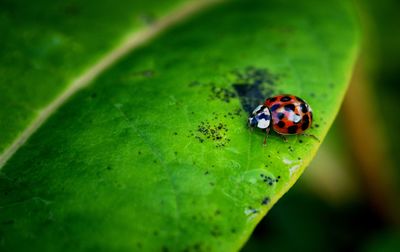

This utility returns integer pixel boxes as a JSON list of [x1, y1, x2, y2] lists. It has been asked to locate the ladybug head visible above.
[[248, 105, 271, 129]]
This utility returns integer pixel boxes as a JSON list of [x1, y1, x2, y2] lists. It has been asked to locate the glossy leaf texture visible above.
[[0, 0, 359, 251], [0, 0, 188, 153]]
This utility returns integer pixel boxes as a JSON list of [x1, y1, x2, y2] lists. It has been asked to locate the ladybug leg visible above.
[[247, 120, 252, 131], [301, 133, 320, 142], [263, 127, 270, 146], [280, 134, 288, 143]]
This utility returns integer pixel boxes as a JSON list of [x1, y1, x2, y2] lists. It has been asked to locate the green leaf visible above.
[[0, 0, 198, 163], [0, 0, 359, 251]]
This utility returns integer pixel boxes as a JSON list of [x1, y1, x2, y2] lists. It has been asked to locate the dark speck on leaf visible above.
[[204, 171, 209, 175], [194, 120, 229, 147], [211, 226, 222, 237], [247, 207, 258, 215], [209, 84, 236, 103], [189, 81, 200, 87], [261, 197, 270, 205]]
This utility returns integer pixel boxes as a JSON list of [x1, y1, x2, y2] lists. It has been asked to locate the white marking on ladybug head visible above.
[[257, 118, 270, 129], [251, 104, 264, 115], [249, 105, 271, 129]]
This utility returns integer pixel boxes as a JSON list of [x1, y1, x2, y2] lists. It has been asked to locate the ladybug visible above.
[[248, 94, 318, 144]]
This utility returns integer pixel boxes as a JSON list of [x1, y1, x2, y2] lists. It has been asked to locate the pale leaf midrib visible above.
[[0, 0, 224, 169]]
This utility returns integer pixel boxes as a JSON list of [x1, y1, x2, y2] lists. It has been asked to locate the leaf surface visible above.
[[0, 0, 358, 251]]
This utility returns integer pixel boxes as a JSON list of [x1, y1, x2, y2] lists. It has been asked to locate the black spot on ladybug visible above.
[[301, 115, 310, 130], [295, 96, 305, 103], [302, 122, 309, 130], [269, 97, 277, 102], [280, 96, 291, 102], [270, 104, 280, 112], [288, 125, 297, 134], [284, 104, 295, 111], [261, 197, 270, 205], [300, 103, 308, 113], [277, 121, 285, 128]]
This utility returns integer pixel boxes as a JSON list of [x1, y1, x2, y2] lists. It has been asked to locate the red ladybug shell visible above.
[[264, 95, 313, 135]]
